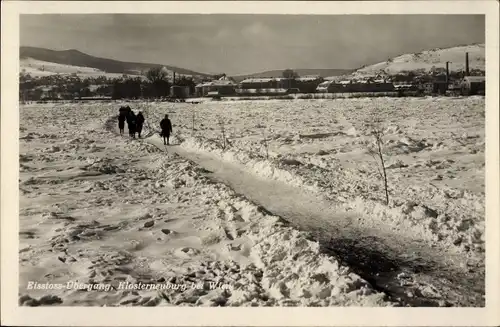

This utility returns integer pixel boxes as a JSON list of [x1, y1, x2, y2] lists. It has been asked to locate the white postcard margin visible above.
[[1, 1, 499, 326]]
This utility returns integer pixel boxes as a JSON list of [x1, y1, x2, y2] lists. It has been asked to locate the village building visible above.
[[294, 76, 324, 93], [460, 76, 485, 95], [316, 80, 346, 93], [239, 78, 280, 89], [317, 79, 395, 93], [170, 85, 191, 98], [195, 76, 237, 97], [235, 77, 288, 95]]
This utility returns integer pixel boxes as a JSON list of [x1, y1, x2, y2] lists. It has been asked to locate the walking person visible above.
[[126, 108, 137, 139], [118, 107, 127, 134], [160, 114, 173, 145], [136, 111, 145, 138]]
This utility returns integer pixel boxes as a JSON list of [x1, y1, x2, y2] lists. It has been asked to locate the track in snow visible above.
[[107, 117, 484, 307]]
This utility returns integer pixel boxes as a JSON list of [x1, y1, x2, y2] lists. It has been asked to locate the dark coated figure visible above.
[[136, 112, 145, 138], [160, 114, 173, 145], [126, 107, 136, 138], [118, 106, 127, 134]]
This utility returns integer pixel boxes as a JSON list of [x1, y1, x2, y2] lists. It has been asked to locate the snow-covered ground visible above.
[[354, 44, 485, 76], [19, 97, 485, 307], [20, 58, 142, 79], [142, 97, 485, 254], [19, 102, 392, 307]]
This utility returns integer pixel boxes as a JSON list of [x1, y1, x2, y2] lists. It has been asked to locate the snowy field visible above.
[[19, 97, 485, 307], [145, 97, 485, 253]]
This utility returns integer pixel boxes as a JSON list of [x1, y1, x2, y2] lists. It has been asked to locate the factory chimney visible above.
[[173, 71, 176, 84], [465, 52, 470, 76], [446, 61, 450, 84]]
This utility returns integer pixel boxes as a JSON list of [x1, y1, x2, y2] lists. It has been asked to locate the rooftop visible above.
[[463, 76, 485, 82], [196, 80, 236, 87], [296, 76, 322, 82], [318, 81, 334, 87], [240, 78, 277, 83]]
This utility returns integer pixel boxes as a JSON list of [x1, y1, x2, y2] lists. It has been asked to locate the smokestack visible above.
[[465, 52, 470, 76], [173, 72, 176, 84], [446, 61, 450, 84]]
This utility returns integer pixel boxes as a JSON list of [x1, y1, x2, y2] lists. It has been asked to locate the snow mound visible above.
[[182, 136, 316, 191], [248, 225, 387, 306]]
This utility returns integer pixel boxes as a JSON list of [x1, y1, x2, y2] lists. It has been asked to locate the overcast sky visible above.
[[20, 14, 484, 75]]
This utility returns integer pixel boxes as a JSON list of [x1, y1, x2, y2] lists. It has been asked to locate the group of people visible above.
[[118, 106, 145, 138], [118, 106, 173, 145]]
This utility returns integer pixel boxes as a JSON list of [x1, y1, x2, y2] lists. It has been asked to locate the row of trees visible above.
[[112, 68, 197, 99]]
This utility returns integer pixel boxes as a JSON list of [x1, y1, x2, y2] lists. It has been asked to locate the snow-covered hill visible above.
[[354, 44, 485, 77], [20, 57, 195, 82], [20, 58, 142, 79]]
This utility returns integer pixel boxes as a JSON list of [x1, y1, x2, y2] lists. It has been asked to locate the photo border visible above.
[[2, 1, 499, 326]]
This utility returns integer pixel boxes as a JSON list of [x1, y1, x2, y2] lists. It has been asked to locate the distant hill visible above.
[[19, 46, 212, 78], [354, 43, 485, 77], [20, 57, 138, 79], [231, 68, 354, 82]]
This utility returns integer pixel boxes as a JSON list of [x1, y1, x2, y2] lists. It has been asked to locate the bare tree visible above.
[[191, 108, 196, 136], [217, 116, 226, 150], [262, 129, 269, 159], [145, 67, 170, 98], [367, 116, 390, 205], [282, 69, 299, 89], [146, 67, 168, 84], [282, 69, 299, 79]]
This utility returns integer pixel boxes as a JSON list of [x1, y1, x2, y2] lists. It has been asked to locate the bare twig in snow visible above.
[[262, 129, 269, 159], [191, 108, 195, 136], [217, 116, 226, 150], [370, 123, 389, 205]]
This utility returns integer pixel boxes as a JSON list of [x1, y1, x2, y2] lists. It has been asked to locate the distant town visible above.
[[19, 49, 485, 103]]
